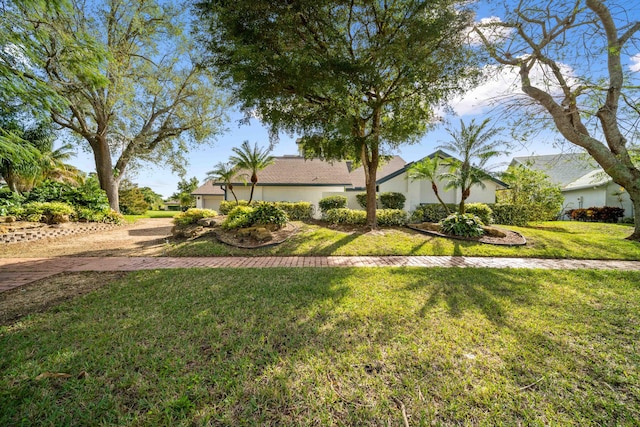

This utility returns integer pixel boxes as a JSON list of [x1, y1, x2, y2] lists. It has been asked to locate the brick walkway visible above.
[[1, 256, 639, 292]]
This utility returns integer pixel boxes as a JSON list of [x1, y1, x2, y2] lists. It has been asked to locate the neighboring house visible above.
[[193, 151, 505, 216], [510, 153, 633, 218]]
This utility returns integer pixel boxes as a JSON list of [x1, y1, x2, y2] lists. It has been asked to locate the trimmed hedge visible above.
[[355, 192, 378, 209], [325, 208, 408, 226], [465, 203, 493, 225], [273, 202, 313, 220], [173, 208, 218, 226], [318, 196, 347, 214], [490, 204, 528, 226], [410, 204, 456, 223], [222, 206, 255, 230], [568, 206, 625, 223], [379, 192, 406, 210], [219, 200, 252, 215], [251, 202, 288, 228]]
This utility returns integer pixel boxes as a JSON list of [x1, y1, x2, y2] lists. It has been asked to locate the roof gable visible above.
[[511, 153, 608, 188]]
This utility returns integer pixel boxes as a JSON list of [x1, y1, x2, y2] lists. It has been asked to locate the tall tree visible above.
[[4, 0, 228, 211], [407, 156, 450, 213], [437, 118, 504, 214], [474, 0, 640, 240], [171, 177, 200, 210], [206, 161, 239, 203], [228, 141, 274, 203], [194, 0, 479, 228]]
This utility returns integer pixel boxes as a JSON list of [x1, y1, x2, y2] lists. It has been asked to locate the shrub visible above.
[[119, 186, 150, 215], [22, 201, 75, 223], [325, 208, 367, 225], [410, 204, 456, 223], [219, 200, 251, 215], [102, 210, 125, 224], [318, 196, 347, 214], [379, 192, 406, 210], [0, 189, 25, 216], [376, 209, 409, 226], [250, 202, 288, 228], [439, 213, 485, 237], [568, 206, 624, 223], [355, 192, 378, 209], [173, 208, 218, 226], [274, 201, 313, 220], [221, 206, 255, 229], [465, 203, 493, 225], [491, 204, 528, 226]]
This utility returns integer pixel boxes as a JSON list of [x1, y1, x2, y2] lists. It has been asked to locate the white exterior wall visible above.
[[563, 187, 606, 212], [195, 195, 223, 211], [605, 182, 634, 218]]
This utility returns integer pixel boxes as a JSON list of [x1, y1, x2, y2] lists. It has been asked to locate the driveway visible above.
[[0, 218, 174, 258]]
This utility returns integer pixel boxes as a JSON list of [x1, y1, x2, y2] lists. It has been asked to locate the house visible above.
[[193, 151, 505, 216], [510, 153, 633, 218]]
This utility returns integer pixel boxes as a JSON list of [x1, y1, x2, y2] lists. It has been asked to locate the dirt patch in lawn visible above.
[[0, 272, 125, 325]]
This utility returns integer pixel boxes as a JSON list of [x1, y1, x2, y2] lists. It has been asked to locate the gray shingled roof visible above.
[[349, 155, 407, 188], [192, 181, 225, 196], [214, 156, 353, 186], [511, 153, 606, 188]]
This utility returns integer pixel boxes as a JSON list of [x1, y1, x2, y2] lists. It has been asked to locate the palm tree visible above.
[[206, 161, 239, 203], [407, 155, 450, 214], [228, 141, 274, 203], [438, 118, 505, 214]]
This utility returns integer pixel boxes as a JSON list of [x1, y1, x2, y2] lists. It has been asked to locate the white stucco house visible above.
[[193, 150, 506, 216], [510, 153, 634, 218]]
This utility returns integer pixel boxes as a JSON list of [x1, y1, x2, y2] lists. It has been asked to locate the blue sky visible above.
[[65, 1, 640, 198]]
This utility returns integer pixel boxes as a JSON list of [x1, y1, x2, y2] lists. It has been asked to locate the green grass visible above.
[[167, 220, 640, 260], [123, 210, 178, 222], [2, 268, 639, 425]]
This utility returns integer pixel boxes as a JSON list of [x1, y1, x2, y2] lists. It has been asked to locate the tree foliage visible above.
[[474, 0, 640, 239], [3, 0, 228, 211], [194, 0, 480, 228], [408, 156, 450, 214], [171, 177, 199, 210], [228, 141, 274, 203], [206, 161, 239, 203], [498, 165, 564, 222]]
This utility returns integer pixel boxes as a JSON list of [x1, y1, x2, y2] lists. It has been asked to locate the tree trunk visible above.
[[432, 182, 450, 214], [626, 191, 640, 241], [92, 136, 120, 212]]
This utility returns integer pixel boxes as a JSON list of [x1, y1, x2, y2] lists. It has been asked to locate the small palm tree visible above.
[[206, 162, 239, 203], [229, 141, 274, 203], [407, 156, 450, 214], [438, 118, 505, 214]]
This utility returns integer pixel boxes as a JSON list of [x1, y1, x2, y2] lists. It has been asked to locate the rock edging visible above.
[[0, 223, 121, 244]]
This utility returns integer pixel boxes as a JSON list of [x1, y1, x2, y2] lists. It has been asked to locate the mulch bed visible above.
[[407, 223, 527, 246], [213, 222, 298, 249]]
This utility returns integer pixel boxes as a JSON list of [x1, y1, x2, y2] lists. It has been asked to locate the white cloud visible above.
[[467, 16, 513, 46], [629, 53, 640, 72]]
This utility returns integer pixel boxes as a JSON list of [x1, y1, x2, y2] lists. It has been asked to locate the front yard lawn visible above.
[[2, 268, 639, 425], [167, 220, 640, 260]]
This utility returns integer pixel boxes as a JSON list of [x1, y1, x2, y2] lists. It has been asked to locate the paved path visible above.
[[1, 256, 639, 292]]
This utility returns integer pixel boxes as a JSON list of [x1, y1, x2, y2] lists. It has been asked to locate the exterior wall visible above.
[[562, 187, 606, 213], [196, 195, 223, 211], [605, 182, 634, 218]]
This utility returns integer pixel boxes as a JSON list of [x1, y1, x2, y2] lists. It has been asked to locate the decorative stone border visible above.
[[0, 223, 121, 244]]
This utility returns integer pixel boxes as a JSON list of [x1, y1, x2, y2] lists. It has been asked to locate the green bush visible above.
[[251, 202, 288, 228], [379, 192, 406, 210], [325, 208, 367, 225], [119, 186, 150, 215], [465, 203, 493, 225], [221, 206, 255, 230], [439, 213, 485, 237], [410, 204, 456, 223], [173, 208, 218, 226], [568, 206, 625, 223], [376, 209, 409, 226], [318, 196, 347, 214], [219, 200, 251, 215], [274, 201, 313, 220], [355, 192, 378, 209], [491, 204, 528, 226], [22, 201, 75, 223], [102, 210, 125, 224], [0, 189, 25, 216]]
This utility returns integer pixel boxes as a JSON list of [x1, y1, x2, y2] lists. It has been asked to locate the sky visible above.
[[64, 1, 640, 199]]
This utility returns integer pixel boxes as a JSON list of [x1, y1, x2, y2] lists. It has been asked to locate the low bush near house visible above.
[[490, 203, 528, 226], [318, 196, 347, 214], [174, 208, 218, 226], [251, 202, 288, 228], [376, 209, 409, 226], [221, 206, 255, 230], [274, 202, 313, 220], [410, 203, 456, 223], [568, 206, 625, 223], [356, 192, 378, 209], [325, 208, 367, 225], [219, 200, 252, 215], [21, 201, 76, 223], [439, 213, 485, 238], [465, 203, 493, 225], [379, 192, 406, 210]]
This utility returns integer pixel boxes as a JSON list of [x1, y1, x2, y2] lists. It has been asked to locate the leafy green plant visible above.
[[490, 203, 528, 226], [465, 203, 493, 225], [410, 203, 457, 223], [355, 192, 378, 209], [219, 200, 251, 215], [376, 209, 409, 226], [318, 195, 347, 214], [250, 202, 288, 228], [273, 202, 313, 220], [221, 206, 255, 229], [439, 213, 485, 237], [0, 188, 25, 216], [173, 208, 218, 226], [325, 208, 367, 225], [379, 192, 406, 210], [21, 201, 75, 223]]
